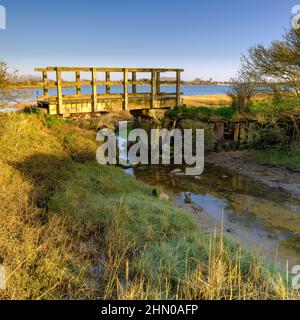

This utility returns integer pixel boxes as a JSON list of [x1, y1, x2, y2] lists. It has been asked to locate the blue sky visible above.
[[0, 0, 296, 80]]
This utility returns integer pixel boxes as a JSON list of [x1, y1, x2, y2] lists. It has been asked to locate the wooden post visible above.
[[176, 70, 181, 106], [156, 72, 160, 95], [239, 125, 246, 140], [123, 68, 128, 110], [56, 67, 63, 115], [106, 72, 110, 94], [234, 124, 240, 142], [233, 123, 240, 150], [92, 68, 97, 112], [132, 71, 137, 94], [76, 71, 81, 95], [42, 70, 48, 97], [151, 70, 156, 108], [214, 123, 224, 152]]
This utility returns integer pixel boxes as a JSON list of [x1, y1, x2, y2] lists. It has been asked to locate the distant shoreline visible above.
[[9, 83, 231, 89]]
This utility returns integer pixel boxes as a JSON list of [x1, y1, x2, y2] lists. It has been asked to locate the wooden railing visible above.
[[35, 67, 183, 115]]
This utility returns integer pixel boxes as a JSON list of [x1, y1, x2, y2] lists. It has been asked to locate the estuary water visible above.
[[21, 85, 231, 100]]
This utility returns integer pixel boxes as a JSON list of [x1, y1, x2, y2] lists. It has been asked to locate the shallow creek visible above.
[[124, 164, 300, 267]]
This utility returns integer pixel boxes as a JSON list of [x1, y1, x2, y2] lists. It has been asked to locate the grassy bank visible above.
[[0, 111, 297, 299]]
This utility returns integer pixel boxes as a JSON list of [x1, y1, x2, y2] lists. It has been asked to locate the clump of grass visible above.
[[103, 232, 295, 300], [250, 146, 300, 171]]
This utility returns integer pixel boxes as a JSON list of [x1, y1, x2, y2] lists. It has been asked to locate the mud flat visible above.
[[206, 151, 300, 200]]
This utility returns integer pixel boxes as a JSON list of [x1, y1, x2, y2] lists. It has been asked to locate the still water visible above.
[[21, 85, 231, 100], [125, 164, 300, 267]]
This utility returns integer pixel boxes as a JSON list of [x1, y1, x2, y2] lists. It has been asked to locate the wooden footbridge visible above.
[[35, 67, 183, 117]]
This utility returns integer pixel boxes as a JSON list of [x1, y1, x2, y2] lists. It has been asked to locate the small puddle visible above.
[[125, 164, 300, 267]]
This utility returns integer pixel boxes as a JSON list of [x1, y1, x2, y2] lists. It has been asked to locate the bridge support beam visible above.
[[123, 69, 128, 110], [176, 70, 181, 106], [92, 68, 97, 112], [106, 72, 110, 94], [151, 70, 156, 108], [56, 67, 63, 115]]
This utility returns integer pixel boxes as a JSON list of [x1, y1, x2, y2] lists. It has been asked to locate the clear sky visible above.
[[0, 0, 296, 80]]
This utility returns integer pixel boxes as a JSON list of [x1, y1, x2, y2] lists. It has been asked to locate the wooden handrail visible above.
[[35, 67, 184, 72], [37, 80, 178, 89]]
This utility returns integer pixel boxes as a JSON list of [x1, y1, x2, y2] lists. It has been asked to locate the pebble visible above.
[[171, 169, 182, 174], [159, 193, 170, 201]]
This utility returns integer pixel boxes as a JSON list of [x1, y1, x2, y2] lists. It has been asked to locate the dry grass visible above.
[[182, 95, 232, 107], [182, 94, 272, 108], [102, 231, 295, 300], [0, 112, 97, 299]]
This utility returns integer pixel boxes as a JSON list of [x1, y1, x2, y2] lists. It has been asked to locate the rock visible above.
[[194, 176, 201, 180], [192, 205, 203, 212], [152, 187, 169, 201], [159, 193, 170, 201], [184, 192, 192, 204], [171, 169, 182, 174]]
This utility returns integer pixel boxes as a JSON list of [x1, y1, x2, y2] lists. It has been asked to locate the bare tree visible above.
[[241, 28, 300, 98], [228, 71, 260, 113], [0, 59, 19, 104]]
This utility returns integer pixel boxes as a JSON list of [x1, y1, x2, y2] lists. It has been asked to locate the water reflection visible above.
[[127, 164, 300, 266]]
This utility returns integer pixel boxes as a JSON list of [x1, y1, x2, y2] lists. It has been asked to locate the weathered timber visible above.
[[35, 66, 183, 116], [92, 68, 97, 112], [42, 70, 48, 97], [123, 68, 129, 110], [36, 67, 184, 72], [106, 72, 110, 94], [76, 71, 81, 95], [156, 72, 161, 94], [214, 123, 225, 152], [176, 70, 181, 106], [151, 70, 156, 108], [56, 68, 63, 115], [132, 72, 137, 94]]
